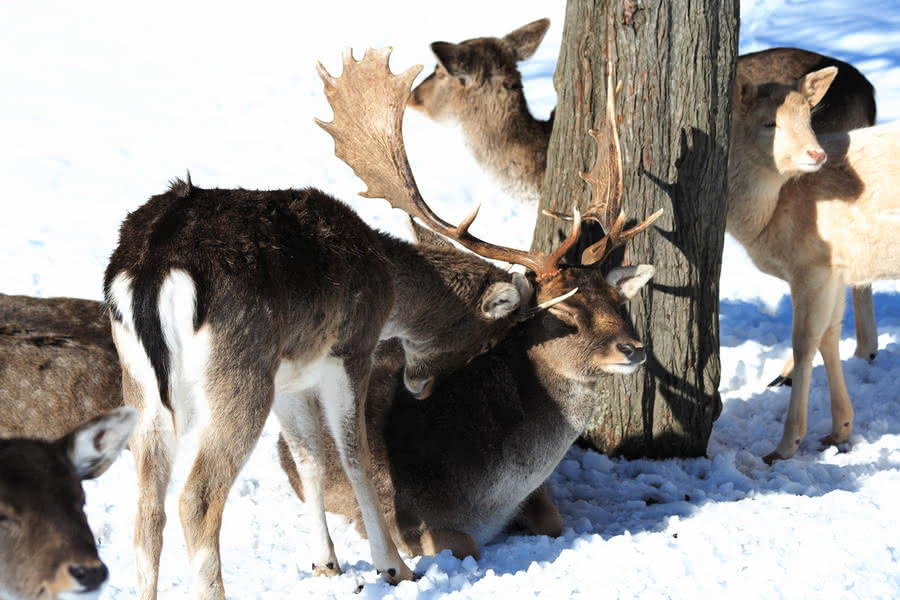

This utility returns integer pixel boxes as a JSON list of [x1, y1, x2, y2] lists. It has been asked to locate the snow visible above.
[[2, 0, 900, 598]]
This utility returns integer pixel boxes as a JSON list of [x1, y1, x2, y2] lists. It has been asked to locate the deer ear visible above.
[[481, 280, 522, 319], [606, 264, 654, 299], [735, 72, 757, 113], [503, 18, 550, 61], [57, 407, 137, 480], [798, 66, 837, 108], [431, 41, 469, 81]]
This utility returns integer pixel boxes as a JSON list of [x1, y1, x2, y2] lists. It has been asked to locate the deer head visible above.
[[408, 19, 550, 122], [316, 48, 660, 380], [0, 407, 136, 600], [733, 65, 838, 177]]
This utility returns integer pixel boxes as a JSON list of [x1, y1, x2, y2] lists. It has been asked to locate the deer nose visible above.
[[617, 343, 646, 365], [807, 149, 826, 165], [69, 563, 108, 591]]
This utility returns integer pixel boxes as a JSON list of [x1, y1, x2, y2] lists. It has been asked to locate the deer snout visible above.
[[807, 148, 826, 165], [617, 342, 646, 366], [67, 561, 108, 592]]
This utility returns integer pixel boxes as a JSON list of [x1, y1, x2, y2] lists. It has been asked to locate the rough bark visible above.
[[532, 0, 738, 458]]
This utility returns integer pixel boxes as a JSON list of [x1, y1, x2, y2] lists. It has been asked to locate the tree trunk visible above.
[[532, 0, 739, 458]]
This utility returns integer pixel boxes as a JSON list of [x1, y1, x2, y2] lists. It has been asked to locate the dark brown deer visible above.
[[409, 20, 879, 382], [0, 407, 136, 600], [102, 48, 585, 598], [276, 49, 659, 560], [0, 293, 121, 439]]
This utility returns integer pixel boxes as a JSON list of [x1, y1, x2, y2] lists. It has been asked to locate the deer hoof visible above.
[[312, 561, 342, 577], [762, 451, 783, 465], [767, 375, 792, 388], [378, 563, 415, 585], [818, 434, 851, 451]]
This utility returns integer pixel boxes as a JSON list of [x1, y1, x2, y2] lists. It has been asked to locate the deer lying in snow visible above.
[[729, 66, 900, 463], [103, 47, 586, 597], [0, 407, 136, 600], [0, 293, 122, 439], [408, 19, 880, 383], [277, 49, 659, 560]]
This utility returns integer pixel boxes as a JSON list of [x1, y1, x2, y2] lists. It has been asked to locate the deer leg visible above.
[[110, 320, 175, 600], [318, 354, 413, 584], [272, 391, 340, 577], [515, 485, 562, 538], [766, 274, 841, 463], [179, 372, 271, 600], [769, 354, 794, 388], [851, 285, 877, 362], [819, 294, 854, 448], [416, 529, 480, 560]]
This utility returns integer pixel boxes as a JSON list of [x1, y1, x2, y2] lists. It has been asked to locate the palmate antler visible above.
[[544, 59, 663, 267], [315, 47, 580, 281]]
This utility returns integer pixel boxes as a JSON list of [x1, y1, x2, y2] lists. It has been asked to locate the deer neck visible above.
[[726, 151, 793, 246], [459, 92, 551, 202]]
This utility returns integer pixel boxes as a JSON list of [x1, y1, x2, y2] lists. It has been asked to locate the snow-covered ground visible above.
[[2, 1, 899, 598]]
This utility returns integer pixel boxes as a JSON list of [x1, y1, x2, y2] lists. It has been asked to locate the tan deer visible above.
[[729, 66, 900, 463], [0, 407, 136, 600], [103, 48, 586, 598], [278, 50, 660, 560], [408, 20, 880, 383], [0, 293, 121, 439]]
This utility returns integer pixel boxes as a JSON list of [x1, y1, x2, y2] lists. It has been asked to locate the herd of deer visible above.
[[1, 16, 897, 600]]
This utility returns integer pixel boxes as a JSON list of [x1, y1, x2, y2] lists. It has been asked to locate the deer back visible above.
[[0, 408, 135, 600], [105, 182, 396, 410], [0, 294, 121, 439]]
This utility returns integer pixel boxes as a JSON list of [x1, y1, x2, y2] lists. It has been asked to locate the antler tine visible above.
[[316, 47, 576, 278], [580, 58, 662, 266]]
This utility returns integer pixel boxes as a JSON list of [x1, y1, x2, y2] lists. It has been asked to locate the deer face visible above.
[[0, 408, 135, 600], [535, 265, 654, 382], [734, 66, 837, 177], [408, 19, 550, 122]]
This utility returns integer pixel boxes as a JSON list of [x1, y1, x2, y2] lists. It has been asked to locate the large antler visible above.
[[578, 60, 663, 266], [315, 47, 580, 280]]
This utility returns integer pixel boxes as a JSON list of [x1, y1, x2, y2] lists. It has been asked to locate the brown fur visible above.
[[0, 408, 135, 600], [729, 68, 900, 462], [0, 293, 121, 439]]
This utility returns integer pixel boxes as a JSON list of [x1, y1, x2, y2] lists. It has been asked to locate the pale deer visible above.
[[0, 293, 121, 439], [729, 66, 900, 463], [0, 407, 136, 600], [276, 50, 659, 560], [103, 48, 585, 597], [408, 20, 880, 383]]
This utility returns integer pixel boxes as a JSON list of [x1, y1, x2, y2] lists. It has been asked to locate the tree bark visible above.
[[532, 0, 739, 458]]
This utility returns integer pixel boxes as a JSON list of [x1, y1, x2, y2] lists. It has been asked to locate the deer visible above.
[[728, 65, 900, 463], [102, 47, 588, 598], [274, 47, 660, 561], [0, 407, 136, 600], [408, 19, 880, 387], [0, 293, 122, 439]]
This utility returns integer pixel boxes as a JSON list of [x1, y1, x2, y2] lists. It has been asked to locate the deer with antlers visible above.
[[0, 407, 136, 600], [103, 47, 590, 597], [729, 66, 900, 462], [409, 19, 880, 385], [275, 47, 660, 560]]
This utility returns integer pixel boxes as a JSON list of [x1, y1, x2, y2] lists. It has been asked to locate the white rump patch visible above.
[[158, 269, 213, 435]]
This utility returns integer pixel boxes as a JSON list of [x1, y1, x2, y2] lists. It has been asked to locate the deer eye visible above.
[[763, 121, 776, 129]]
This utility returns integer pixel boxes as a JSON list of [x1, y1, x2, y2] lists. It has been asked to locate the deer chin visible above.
[[598, 362, 644, 376], [792, 157, 826, 174]]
